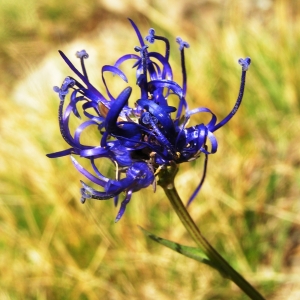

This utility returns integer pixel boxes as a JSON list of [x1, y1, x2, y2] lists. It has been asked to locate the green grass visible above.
[[1, 1, 300, 299]]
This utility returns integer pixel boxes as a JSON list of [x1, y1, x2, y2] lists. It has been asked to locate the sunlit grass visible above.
[[1, 1, 300, 299]]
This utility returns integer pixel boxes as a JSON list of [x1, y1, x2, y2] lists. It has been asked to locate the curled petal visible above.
[[114, 54, 140, 69], [71, 156, 108, 187], [74, 119, 99, 146], [115, 190, 133, 222], [70, 91, 86, 119], [152, 90, 170, 109], [203, 131, 218, 154], [90, 158, 114, 183], [187, 153, 208, 206], [147, 60, 162, 80], [102, 65, 128, 100], [82, 101, 105, 121], [148, 52, 173, 80], [102, 65, 128, 82], [58, 93, 79, 148], [148, 79, 183, 98], [58, 50, 106, 102], [186, 107, 217, 131], [80, 181, 119, 202]]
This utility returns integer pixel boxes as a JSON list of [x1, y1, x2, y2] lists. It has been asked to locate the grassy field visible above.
[[1, 0, 300, 299]]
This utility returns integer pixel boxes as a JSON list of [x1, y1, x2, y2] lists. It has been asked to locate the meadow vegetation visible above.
[[1, 1, 300, 299]]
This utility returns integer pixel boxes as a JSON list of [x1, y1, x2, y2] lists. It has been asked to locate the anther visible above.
[[176, 37, 190, 51], [238, 57, 251, 71], [76, 50, 89, 79], [134, 45, 149, 53], [145, 28, 156, 44], [76, 50, 89, 59]]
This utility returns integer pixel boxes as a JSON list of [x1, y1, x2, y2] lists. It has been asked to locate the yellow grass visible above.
[[1, 1, 300, 299]]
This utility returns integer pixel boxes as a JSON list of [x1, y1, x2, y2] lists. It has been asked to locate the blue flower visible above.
[[47, 19, 251, 221]]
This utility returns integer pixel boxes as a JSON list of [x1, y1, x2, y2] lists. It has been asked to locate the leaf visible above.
[[139, 226, 227, 277]]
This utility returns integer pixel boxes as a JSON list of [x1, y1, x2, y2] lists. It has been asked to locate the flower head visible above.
[[47, 19, 251, 221]]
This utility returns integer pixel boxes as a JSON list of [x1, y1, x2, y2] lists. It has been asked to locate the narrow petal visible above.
[[102, 65, 128, 100], [115, 190, 132, 222], [80, 181, 120, 201], [105, 87, 132, 134], [114, 54, 140, 69], [128, 19, 145, 47], [187, 153, 208, 206], [46, 148, 77, 158], [58, 50, 106, 101], [71, 156, 108, 186]]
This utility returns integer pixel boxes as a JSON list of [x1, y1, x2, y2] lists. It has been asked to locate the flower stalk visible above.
[[158, 164, 265, 300]]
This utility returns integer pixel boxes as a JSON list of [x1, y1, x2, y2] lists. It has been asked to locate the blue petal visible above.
[[59, 50, 106, 102], [128, 18, 146, 47], [186, 154, 208, 206], [115, 191, 132, 222], [80, 181, 120, 201], [80, 146, 109, 158], [148, 52, 173, 79], [46, 148, 77, 158], [102, 65, 128, 100], [71, 156, 108, 187], [114, 54, 140, 69], [148, 79, 183, 98], [105, 87, 132, 133]]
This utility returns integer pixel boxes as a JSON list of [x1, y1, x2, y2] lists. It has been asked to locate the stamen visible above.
[[187, 152, 208, 207], [176, 37, 190, 51], [145, 28, 170, 60], [176, 37, 190, 98], [76, 49, 89, 81], [134, 45, 149, 94], [141, 112, 158, 125], [212, 57, 251, 132], [238, 57, 251, 71], [154, 165, 163, 176], [145, 28, 156, 44], [134, 45, 149, 74], [53, 77, 75, 100], [76, 49, 89, 59]]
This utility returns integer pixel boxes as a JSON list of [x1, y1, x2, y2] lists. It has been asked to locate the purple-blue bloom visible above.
[[47, 19, 251, 222]]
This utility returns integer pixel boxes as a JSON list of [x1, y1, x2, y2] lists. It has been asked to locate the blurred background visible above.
[[1, 0, 300, 299]]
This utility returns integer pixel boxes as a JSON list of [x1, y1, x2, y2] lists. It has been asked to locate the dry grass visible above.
[[1, 0, 300, 299]]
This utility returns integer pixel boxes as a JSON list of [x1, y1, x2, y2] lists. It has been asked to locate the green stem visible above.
[[158, 164, 265, 300]]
